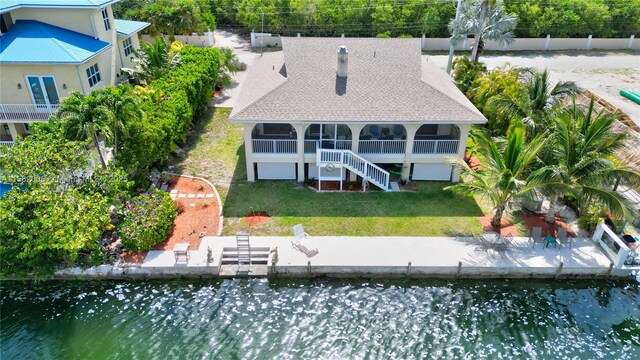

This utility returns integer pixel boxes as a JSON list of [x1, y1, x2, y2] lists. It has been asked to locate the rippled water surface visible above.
[[1, 279, 639, 359]]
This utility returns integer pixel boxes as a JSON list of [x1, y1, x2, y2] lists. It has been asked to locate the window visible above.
[[101, 8, 110, 31], [86, 64, 101, 87], [123, 37, 133, 56]]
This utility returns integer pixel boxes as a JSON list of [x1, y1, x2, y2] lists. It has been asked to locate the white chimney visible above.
[[337, 45, 348, 77]]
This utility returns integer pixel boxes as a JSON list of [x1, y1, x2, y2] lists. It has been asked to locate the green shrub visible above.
[[451, 57, 487, 96], [119, 190, 177, 251]]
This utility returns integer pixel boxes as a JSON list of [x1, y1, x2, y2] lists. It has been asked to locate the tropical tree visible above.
[[95, 85, 142, 156], [445, 127, 548, 227], [133, 38, 182, 81], [449, 0, 517, 62], [487, 69, 578, 137], [216, 47, 243, 89], [534, 99, 640, 224], [56, 91, 113, 168]]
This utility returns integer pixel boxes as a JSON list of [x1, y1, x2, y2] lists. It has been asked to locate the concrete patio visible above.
[[133, 235, 631, 279]]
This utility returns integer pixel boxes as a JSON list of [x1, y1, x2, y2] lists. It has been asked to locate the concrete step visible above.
[[389, 181, 400, 191]]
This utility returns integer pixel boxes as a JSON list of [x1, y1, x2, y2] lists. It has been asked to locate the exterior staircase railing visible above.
[[317, 149, 390, 191]]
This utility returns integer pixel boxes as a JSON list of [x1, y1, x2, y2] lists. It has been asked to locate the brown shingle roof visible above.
[[230, 37, 486, 124]]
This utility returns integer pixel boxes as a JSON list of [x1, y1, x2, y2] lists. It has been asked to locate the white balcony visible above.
[[252, 139, 297, 154], [0, 104, 58, 122]]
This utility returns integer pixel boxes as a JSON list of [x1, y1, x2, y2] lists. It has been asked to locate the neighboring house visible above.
[[0, 0, 149, 148], [230, 37, 487, 191]]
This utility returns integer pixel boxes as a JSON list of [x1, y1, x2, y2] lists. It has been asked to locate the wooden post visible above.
[[407, 261, 412, 276], [456, 261, 462, 278], [307, 261, 311, 275], [606, 262, 614, 278]]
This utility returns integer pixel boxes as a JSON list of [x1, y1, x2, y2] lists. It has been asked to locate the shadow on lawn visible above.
[[222, 152, 484, 219]]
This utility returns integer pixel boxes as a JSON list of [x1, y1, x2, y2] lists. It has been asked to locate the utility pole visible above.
[[260, 12, 264, 54], [446, 0, 464, 74]]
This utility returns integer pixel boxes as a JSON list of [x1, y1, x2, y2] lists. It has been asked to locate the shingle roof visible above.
[[0, 20, 111, 64], [1, 0, 117, 12], [115, 19, 150, 37], [230, 37, 486, 124]]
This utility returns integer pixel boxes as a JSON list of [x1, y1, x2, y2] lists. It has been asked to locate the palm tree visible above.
[[488, 69, 578, 137], [216, 48, 243, 90], [534, 99, 640, 223], [133, 38, 181, 81], [449, 0, 517, 62], [445, 127, 549, 228], [57, 91, 113, 168], [95, 85, 142, 156]]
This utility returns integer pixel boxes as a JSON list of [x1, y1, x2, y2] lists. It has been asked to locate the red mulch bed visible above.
[[479, 214, 520, 236], [244, 211, 271, 226], [521, 214, 576, 237], [121, 176, 220, 264], [312, 180, 368, 191]]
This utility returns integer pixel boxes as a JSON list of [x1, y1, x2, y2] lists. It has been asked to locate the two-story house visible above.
[[0, 0, 149, 147], [230, 37, 487, 191]]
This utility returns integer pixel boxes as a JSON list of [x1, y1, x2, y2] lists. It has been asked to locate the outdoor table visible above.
[[173, 243, 190, 263], [545, 236, 558, 248]]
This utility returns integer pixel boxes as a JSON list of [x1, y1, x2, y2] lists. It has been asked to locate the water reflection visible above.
[[1, 279, 638, 359]]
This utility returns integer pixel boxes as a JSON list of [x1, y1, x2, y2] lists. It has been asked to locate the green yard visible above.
[[172, 108, 484, 236]]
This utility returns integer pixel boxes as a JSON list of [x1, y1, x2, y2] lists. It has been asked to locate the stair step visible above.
[[390, 181, 400, 191]]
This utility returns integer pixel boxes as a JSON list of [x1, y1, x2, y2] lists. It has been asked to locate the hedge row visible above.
[[118, 46, 220, 183]]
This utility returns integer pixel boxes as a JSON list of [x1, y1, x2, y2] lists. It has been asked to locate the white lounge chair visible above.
[[291, 224, 318, 258], [529, 227, 545, 248], [558, 227, 573, 249]]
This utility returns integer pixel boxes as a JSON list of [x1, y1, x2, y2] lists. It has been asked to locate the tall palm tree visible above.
[[446, 127, 549, 227], [534, 99, 640, 223], [95, 85, 142, 156], [57, 91, 113, 168], [488, 69, 578, 137], [449, 0, 517, 62]]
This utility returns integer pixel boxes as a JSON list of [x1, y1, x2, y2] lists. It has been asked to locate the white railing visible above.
[[317, 149, 390, 191], [305, 139, 353, 153], [413, 140, 459, 154], [0, 141, 14, 147], [252, 139, 297, 154], [358, 140, 406, 154], [0, 104, 59, 121], [593, 223, 631, 268]]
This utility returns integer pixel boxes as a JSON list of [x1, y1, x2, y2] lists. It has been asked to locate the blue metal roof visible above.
[[115, 19, 150, 37], [0, 20, 111, 64], [1, 0, 118, 12]]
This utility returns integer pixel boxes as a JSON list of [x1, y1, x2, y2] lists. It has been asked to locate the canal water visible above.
[[1, 279, 638, 359]]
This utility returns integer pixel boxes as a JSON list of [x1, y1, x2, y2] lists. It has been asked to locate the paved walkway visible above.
[[211, 30, 257, 108]]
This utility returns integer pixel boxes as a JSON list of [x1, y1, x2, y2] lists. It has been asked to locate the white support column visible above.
[[451, 124, 471, 183], [243, 124, 256, 182], [6, 123, 20, 141], [348, 124, 364, 181], [402, 124, 420, 180], [628, 35, 635, 49], [586, 35, 593, 50], [293, 123, 305, 182]]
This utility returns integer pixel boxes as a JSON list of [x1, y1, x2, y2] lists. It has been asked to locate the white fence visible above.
[[252, 139, 297, 154], [250, 32, 639, 51], [140, 31, 214, 47], [358, 140, 406, 154]]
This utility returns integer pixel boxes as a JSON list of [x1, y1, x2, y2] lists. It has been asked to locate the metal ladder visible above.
[[236, 233, 252, 267]]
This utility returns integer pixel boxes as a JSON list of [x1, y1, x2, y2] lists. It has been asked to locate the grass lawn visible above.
[[172, 107, 485, 236]]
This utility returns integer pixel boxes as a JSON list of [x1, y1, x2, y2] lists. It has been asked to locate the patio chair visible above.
[[529, 227, 545, 248], [292, 224, 318, 258], [369, 125, 380, 140], [393, 125, 404, 139], [557, 227, 572, 249]]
